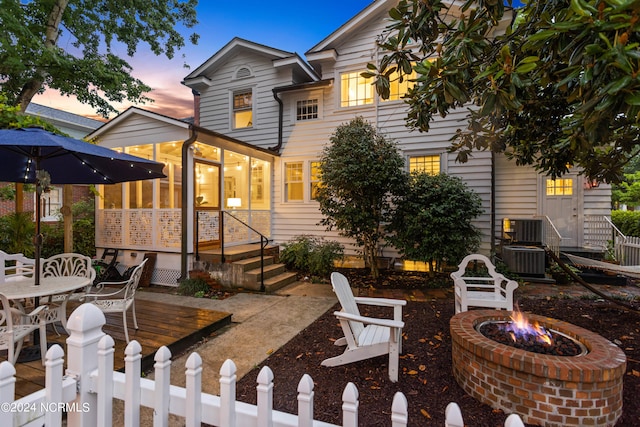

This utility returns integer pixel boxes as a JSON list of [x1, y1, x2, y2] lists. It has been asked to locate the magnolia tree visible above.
[[387, 173, 483, 274], [316, 117, 406, 278], [365, 0, 640, 183]]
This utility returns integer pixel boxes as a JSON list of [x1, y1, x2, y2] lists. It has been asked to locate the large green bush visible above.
[[280, 235, 344, 278], [612, 210, 640, 237], [387, 172, 483, 273]]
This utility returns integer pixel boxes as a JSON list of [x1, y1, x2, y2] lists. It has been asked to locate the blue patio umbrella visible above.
[[0, 127, 166, 285]]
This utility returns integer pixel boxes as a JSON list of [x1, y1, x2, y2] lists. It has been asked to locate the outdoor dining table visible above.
[[1, 275, 91, 301], [1, 275, 92, 362]]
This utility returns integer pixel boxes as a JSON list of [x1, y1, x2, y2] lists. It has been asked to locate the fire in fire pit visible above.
[[477, 309, 587, 356]]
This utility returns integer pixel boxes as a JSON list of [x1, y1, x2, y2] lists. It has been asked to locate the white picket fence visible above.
[[1, 303, 526, 427]]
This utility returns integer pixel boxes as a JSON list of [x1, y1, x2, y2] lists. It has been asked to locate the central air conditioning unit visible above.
[[502, 246, 546, 276], [502, 218, 543, 245]]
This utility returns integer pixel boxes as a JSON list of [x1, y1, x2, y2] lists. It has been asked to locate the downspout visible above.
[[491, 151, 496, 258], [269, 88, 284, 152], [179, 126, 198, 282]]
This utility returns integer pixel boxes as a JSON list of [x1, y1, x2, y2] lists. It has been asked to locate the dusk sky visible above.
[[34, 0, 374, 120]]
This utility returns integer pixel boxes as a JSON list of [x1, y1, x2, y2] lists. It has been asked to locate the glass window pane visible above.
[[285, 162, 304, 201], [409, 155, 440, 175], [196, 162, 219, 208], [251, 159, 270, 209], [103, 184, 122, 209], [340, 71, 373, 107]]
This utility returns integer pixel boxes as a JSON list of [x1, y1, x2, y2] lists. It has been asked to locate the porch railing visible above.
[[0, 303, 526, 427], [584, 215, 627, 262], [535, 215, 562, 256], [221, 211, 270, 292]]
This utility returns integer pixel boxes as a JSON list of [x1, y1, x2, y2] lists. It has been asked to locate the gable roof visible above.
[[306, 0, 394, 56], [25, 103, 104, 138], [182, 37, 319, 91], [86, 106, 190, 140]]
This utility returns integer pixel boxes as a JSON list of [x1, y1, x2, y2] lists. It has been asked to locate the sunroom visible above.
[[89, 108, 276, 286]]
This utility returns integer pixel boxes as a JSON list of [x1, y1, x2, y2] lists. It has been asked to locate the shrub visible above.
[[612, 210, 640, 237], [387, 172, 483, 274], [280, 235, 344, 278]]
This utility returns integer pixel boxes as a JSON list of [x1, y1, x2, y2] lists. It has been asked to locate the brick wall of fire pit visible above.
[[450, 310, 626, 427]]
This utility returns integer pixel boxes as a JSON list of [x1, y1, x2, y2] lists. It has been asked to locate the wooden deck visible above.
[[10, 298, 232, 399]]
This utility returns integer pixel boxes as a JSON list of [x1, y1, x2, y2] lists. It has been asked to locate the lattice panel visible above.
[[197, 211, 220, 242], [250, 211, 272, 238], [225, 212, 250, 243], [127, 211, 154, 246], [157, 210, 182, 248], [97, 210, 123, 247], [152, 268, 181, 287]]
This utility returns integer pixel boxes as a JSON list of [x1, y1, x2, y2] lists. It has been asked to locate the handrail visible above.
[[195, 210, 270, 291], [222, 211, 270, 292], [535, 215, 562, 256]]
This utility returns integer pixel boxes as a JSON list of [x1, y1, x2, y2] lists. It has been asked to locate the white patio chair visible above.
[[40, 253, 96, 333], [451, 254, 518, 314], [0, 250, 35, 283], [0, 293, 47, 365], [84, 259, 147, 343], [321, 272, 406, 382]]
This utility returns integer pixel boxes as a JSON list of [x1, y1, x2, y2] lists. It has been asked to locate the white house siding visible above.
[[198, 52, 294, 149], [93, 114, 188, 149]]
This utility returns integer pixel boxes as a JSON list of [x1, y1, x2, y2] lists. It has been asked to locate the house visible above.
[[88, 0, 612, 287]]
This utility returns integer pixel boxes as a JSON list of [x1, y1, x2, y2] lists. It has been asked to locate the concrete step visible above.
[[232, 256, 275, 272], [243, 263, 286, 285], [263, 272, 299, 293]]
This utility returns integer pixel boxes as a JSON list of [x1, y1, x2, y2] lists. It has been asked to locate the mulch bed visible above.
[[235, 270, 640, 426]]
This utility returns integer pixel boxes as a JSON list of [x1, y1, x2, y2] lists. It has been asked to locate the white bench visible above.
[[451, 254, 518, 313]]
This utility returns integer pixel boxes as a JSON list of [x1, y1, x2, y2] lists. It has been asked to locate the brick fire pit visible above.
[[450, 310, 627, 427]]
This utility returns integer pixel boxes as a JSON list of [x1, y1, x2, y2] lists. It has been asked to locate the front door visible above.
[[194, 161, 221, 248], [543, 174, 580, 247]]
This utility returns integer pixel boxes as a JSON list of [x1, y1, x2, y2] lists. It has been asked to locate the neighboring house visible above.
[[89, 0, 612, 286], [0, 104, 102, 220]]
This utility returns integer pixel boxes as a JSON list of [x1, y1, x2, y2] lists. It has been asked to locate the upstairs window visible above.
[[409, 155, 440, 175], [383, 68, 417, 102], [340, 71, 373, 107], [296, 99, 319, 121], [233, 90, 253, 129]]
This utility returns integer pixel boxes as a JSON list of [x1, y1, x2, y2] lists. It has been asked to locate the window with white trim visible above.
[[296, 99, 319, 121], [409, 155, 441, 175], [340, 71, 373, 107], [382, 68, 417, 102], [284, 162, 304, 202], [232, 90, 253, 129], [310, 161, 322, 200], [38, 186, 62, 221]]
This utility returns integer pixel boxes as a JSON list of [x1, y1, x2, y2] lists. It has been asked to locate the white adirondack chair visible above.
[[451, 254, 518, 314], [322, 272, 406, 382], [84, 259, 147, 343]]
